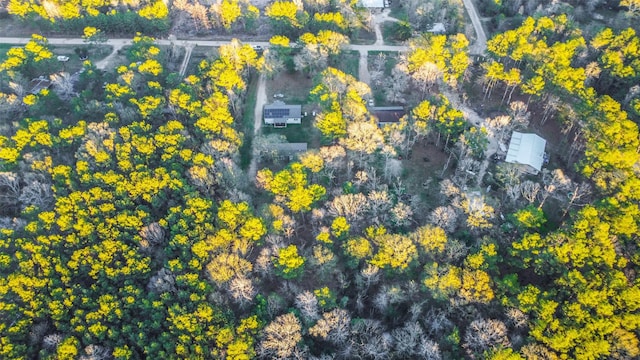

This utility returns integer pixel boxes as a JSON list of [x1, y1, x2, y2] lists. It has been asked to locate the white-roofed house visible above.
[[505, 132, 547, 174]]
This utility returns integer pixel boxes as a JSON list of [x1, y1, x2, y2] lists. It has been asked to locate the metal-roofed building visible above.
[[505, 132, 547, 174], [359, 0, 385, 7], [371, 106, 406, 127], [264, 102, 302, 127]]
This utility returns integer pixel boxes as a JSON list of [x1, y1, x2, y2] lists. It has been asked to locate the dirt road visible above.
[[248, 73, 267, 181], [462, 0, 487, 55]]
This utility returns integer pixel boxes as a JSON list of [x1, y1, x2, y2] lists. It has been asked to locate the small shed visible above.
[[371, 106, 406, 127], [264, 102, 302, 127], [505, 132, 547, 174]]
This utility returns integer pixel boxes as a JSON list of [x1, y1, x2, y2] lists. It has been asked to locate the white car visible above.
[[368, 99, 374, 106]]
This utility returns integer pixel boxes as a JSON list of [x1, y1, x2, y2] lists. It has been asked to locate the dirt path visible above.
[[372, 9, 399, 46], [248, 73, 267, 181], [356, 9, 403, 85], [358, 50, 371, 85], [95, 43, 124, 70], [0, 37, 408, 53], [461, 0, 487, 55], [178, 44, 193, 77], [440, 87, 497, 187]]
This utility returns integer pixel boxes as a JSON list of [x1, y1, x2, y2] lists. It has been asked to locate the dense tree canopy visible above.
[[1, 5, 640, 360]]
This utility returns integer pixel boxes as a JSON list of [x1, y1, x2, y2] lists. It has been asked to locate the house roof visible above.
[[359, 0, 385, 7], [372, 106, 405, 124], [264, 103, 302, 119], [505, 132, 547, 172]]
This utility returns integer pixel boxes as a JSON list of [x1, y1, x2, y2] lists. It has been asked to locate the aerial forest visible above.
[[0, 0, 640, 359]]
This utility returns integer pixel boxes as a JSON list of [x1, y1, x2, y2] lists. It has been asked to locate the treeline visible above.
[[6, 0, 169, 34], [1, 12, 640, 360]]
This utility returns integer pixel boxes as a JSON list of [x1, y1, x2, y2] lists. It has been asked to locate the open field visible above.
[[265, 70, 315, 104], [333, 50, 360, 79]]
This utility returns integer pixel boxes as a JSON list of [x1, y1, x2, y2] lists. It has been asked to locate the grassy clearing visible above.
[[388, 4, 407, 20], [333, 50, 360, 79], [266, 71, 314, 104], [239, 73, 259, 169], [382, 23, 409, 45], [262, 113, 319, 145], [351, 28, 377, 45], [51, 45, 112, 73]]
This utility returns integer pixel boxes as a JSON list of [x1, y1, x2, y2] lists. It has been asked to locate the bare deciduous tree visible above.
[[0, 172, 20, 206], [385, 66, 410, 104], [429, 206, 458, 233], [80, 344, 112, 360], [42, 333, 63, 351], [444, 238, 469, 262], [463, 319, 510, 356], [373, 285, 406, 314], [327, 193, 369, 223], [505, 307, 528, 330], [260, 313, 303, 359], [424, 309, 454, 336], [390, 202, 413, 228], [368, 190, 392, 225], [50, 72, 76, 101], [340, 121, 384, 167], [520, 180, 540, 204], [140, 222, 166, 247], [228, 276, 256, 308], [295, 291, 319, 322], [294, 46, 327, 77], [439, 179, 461, 199], [346, 319, 392, 360], [19, 180, 53, 210], [392, 322, 429, 357], [309, 309, 351, 345], [356, 264, 381, 290], [538, 168, 571, 208], [147, 268, 176, 294], [509, 101, 531, 128]]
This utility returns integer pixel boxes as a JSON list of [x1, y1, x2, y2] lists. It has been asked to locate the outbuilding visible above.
[[505, 132, 547, 174], [371, 106, 406, 127]]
